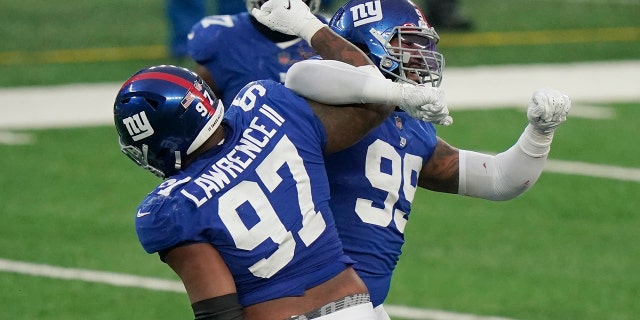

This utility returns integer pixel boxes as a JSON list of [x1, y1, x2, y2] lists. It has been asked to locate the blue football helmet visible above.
[[245, 0, 320, 14], [114, 65, 224, 179], [329, 0, 444, 86]]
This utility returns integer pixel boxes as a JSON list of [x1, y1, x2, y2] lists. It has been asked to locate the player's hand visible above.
[[251, 0, 325, 42], [527, 88, 571, 134], [397, 85, 453, 126]]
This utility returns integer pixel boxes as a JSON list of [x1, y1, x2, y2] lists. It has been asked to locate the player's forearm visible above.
[[458, 88, 570, 201], [286, 60, 385, 104], [309, 27, 374, 67], [286, 59, 444, 112], [251, 0, 372, 68], [458, 125, 552, 201]]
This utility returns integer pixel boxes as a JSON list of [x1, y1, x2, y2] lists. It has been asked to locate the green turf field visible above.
[[1, 0, 639, 319]]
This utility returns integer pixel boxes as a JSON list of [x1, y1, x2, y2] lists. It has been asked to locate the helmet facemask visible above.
[[119, 138, 168, 179], [376, 26, 445, 87]]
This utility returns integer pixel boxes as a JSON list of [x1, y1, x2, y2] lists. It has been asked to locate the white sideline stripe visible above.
[[1, 60, 639, 129], [0, 258, 515, 320], [440, 60, 640, 110]]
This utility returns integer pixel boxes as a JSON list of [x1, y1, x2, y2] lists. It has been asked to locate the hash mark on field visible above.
[[563, 104, 615, 119], [0, 131, 33, 145], [546, 159, 640, 182]]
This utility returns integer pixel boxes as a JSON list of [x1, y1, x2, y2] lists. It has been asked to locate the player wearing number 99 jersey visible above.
[[324, 111, 437, 305], [326, 1, 572, 319], [325, 0, 444, 311]]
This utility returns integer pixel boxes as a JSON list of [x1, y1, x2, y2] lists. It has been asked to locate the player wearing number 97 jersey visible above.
[[133, 78, 352, 306]]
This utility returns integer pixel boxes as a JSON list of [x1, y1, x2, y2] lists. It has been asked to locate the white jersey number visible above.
[[199, 15, 234, 28], [218, 136, 327, 278], [355, 139, 422, 233]]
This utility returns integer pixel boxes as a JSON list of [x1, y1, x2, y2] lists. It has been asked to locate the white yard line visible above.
[[384, 305, 516, 320], [0, 258, 184, 293], [0, 258, 516, 320]]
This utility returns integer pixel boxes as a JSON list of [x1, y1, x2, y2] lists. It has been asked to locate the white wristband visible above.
[[518, 124, 554, 157], [299, 19, 327, 44]]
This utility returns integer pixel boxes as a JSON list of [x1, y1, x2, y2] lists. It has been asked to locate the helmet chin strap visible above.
[[141, 144, 151, 165], [174, 151, 182, 171]]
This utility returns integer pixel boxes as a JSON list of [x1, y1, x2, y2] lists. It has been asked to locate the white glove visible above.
[[395, 84, 453, 126], [251, 0, 326, 43], [527, 88, 571, 134]]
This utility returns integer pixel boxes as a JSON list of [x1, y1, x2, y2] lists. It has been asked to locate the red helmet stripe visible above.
[[120, 71, 216, 113], [120, 71, 193, 90]]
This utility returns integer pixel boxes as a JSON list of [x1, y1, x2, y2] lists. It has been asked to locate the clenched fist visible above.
[[396, 84, 452, 126], [527, 88, 571, 134]]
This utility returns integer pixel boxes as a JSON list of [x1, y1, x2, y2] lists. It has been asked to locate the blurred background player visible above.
[[114, 0, 448, 318], [187, 0, 326, 108], [423, 0, 473, 31], [167, 0, 471, 58], [323, 0, 569, 319], [166, 0, 204, 59], [166, 0, 245, 59]]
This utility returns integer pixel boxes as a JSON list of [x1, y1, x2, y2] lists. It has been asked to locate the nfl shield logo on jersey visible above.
[[394, 115, 403, 130], [278, 52, 291, 65]]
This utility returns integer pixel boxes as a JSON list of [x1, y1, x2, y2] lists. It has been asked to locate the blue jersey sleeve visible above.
[[134, 80, 349, 306]]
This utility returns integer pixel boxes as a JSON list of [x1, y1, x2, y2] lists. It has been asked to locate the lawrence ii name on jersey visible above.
[[135, 80, 353, 306]]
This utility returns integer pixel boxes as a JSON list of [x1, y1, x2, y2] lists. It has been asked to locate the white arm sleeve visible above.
[[284, 59, 400, 105], [458, 124, 552, 201]]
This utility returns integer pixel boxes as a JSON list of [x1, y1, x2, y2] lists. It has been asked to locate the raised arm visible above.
[[252, 0, 448, 152], [252, 0, 373, 67], [420, 88, 571, 200]]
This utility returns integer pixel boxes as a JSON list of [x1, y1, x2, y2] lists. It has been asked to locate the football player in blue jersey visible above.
[[113, 1, 449, 319], [309, 0, 571, 319], [187, 0, 326, 108]]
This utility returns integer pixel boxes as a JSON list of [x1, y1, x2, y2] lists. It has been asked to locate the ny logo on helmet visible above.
[[350, 0, 382, 27], [122, 111, 155, 141]]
